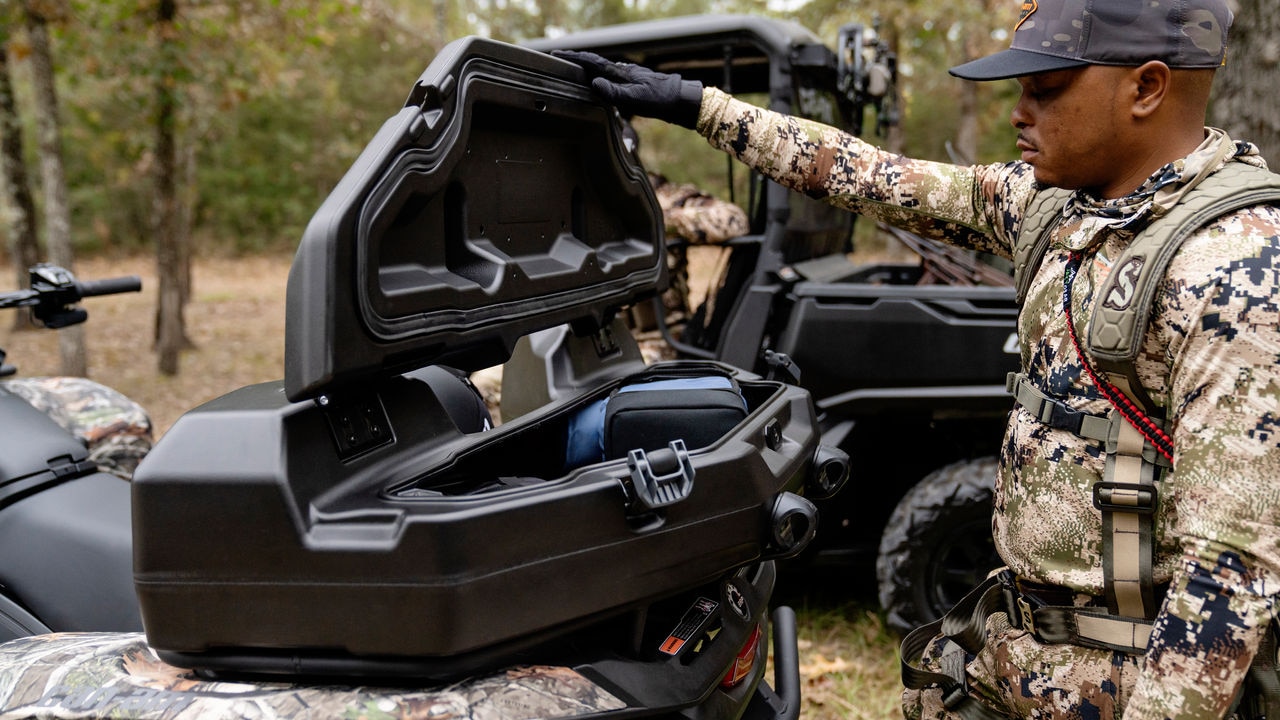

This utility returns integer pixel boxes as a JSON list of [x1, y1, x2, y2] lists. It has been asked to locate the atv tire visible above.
[[876, 457, 1001, 635]]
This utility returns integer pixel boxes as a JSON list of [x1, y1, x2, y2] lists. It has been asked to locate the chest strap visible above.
[[1006, 372, 1111, 442], [1007, 371, 1170, 620], [1100, 418, 1164, 619]]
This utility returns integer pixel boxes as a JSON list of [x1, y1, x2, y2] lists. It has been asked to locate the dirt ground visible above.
[[1, 254, 292, 438]]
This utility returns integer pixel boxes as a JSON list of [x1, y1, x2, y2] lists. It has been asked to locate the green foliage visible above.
[[23, 0, 426, 253]]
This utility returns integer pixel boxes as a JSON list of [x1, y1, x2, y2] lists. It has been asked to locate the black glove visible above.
[[551, 49, 703, 129]]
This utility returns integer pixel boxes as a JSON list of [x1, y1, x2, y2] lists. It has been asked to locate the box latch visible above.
[[626, 440, 695, 511]]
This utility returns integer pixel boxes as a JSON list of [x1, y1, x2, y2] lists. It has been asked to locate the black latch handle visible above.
[[627, 440, 695, 511]]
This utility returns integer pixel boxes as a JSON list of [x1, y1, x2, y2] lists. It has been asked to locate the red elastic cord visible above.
[[1063, 252, 1175, 463]]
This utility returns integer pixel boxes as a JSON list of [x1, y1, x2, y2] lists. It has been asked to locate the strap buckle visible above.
[[997, 570, 1040, 637], [1016, 595, 1037, 637], [1037, 397, 1085, 435], [1093, 481, 1158, 516]]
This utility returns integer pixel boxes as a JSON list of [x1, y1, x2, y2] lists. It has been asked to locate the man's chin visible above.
[[1031, 168, 1077, 192]]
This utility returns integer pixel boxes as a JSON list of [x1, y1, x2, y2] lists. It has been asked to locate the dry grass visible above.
[[793, 601, 903, 720], [1, 252, 903, 718]]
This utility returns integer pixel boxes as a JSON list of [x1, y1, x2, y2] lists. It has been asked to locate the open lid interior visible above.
[[284, 37, 664, 402]]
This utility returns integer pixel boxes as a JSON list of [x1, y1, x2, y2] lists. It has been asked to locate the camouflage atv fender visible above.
[[1, 377, 153, 480], [0, 633, 627, 720]]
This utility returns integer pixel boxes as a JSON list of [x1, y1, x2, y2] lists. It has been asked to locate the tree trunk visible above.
[[24, 2, 86, 376], [1209, 0, 1280, 168], [178, 139, 195, 308], [882, 21, 905, 155], [154, 0, 188, 375], [952, 82, 979, 165], [0, 23, 40, 330], [952, 0, 1007, 165]]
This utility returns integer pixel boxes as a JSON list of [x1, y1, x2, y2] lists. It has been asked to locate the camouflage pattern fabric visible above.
[[907, 611, 1143, 720], [696, 87, 1280, 720], [650, 172, 749, 246], [0, 377, 153, 481], [0, 633, 627, 720], [649, 172, 748, 317]]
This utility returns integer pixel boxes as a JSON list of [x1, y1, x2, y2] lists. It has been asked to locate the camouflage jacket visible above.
[[696, 87, 1280, 720]]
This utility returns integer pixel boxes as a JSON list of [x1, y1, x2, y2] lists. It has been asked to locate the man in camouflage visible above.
[[650, 170, 749, 321], [649, 171, 748, 247], [558, 0, 1280, 718]]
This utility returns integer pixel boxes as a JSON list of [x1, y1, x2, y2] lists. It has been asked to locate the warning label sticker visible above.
[[659, 597, 719, 656]]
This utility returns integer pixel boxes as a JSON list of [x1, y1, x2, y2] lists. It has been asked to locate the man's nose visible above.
[[1010, 94, 1030, 128]]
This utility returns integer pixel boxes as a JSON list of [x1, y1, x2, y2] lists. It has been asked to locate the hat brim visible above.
[[949, 49, 1090, 81]]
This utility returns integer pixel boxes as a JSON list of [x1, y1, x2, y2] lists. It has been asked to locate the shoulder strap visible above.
[[1088, 162, 1280, 413], [1013, 187, 1075, 305]]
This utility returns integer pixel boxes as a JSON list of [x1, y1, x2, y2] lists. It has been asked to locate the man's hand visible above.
[[551, 50, 703, 129]]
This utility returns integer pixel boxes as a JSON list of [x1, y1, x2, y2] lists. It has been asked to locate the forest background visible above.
[[0, 2, 1276, 717], [1, 0, 1276, 379]]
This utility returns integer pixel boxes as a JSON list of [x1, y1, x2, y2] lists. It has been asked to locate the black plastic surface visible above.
[[0, 472, 140, 632], [522, 14, 829, 98], [134, 365, 817, 671], [774, 283, 1020, 401], [134, 34, 820, 680], [284, 37, 664, 402], [0, 389, 93, 506]]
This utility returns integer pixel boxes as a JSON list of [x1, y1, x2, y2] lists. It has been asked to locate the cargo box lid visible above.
[[284, 37, 664, 401]]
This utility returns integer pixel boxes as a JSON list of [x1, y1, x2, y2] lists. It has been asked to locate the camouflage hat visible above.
[[950, 0, 1233, 81]]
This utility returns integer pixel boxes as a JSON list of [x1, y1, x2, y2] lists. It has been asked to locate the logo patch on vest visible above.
[[1102, 256, 1145, 311]]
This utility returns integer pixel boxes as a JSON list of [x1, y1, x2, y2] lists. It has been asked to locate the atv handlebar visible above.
[[75, 275, 143, 299], [0, 264, 142, 328]]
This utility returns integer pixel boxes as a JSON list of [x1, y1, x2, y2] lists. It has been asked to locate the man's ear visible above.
[[1131, 61, 1171, 119]]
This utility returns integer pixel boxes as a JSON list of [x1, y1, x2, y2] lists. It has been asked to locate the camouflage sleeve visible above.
[[1123, 207, 1280, 720], [694, 87, 1034, 259]]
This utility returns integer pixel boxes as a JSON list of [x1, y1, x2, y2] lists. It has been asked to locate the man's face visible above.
[[1010, 65, 1138, 197]]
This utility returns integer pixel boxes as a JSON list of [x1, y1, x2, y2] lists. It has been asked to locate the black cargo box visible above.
[[131, 36, 825, 678]]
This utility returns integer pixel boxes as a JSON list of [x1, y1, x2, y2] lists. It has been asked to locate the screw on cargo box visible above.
[[764, 420, 782, 451], [317, 395, 330, 407]]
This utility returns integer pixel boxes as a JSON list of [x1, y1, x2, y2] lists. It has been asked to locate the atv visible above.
[[0, 37, 841, 720]]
